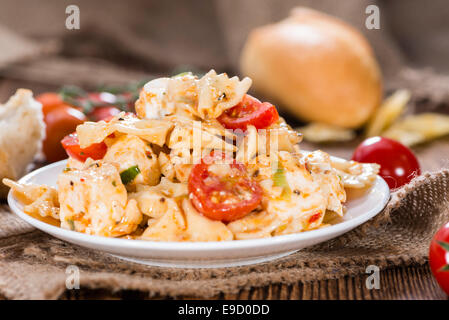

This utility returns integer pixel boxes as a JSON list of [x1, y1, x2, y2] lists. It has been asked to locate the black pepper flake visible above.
[[293, 189, 301, 195], [159, 197, 166, 203], [253, 169, 259, 177], [218, 92, 227, 101], [70, 181, 74, 186], [118, 117, 124, 121]]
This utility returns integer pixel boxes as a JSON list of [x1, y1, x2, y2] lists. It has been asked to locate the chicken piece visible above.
[[104, 134, 160, 188], [3, 178, 59, 220], [57, 161, 142, 237]]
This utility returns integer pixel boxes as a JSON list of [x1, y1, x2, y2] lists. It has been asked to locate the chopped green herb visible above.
[[273, 165, 292, 200], [63, 167, 72, 172], [67, 219, 75, 231], [120, 165, 141, 184], [112, 180, 117, 187]]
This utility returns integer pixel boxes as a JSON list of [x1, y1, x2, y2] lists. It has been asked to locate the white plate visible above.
[[8, 159, 390, 268]]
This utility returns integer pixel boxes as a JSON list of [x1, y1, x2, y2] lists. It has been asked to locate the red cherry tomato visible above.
[[429, 222, 449, 295], [43, 105, 87, 163], [352, 137, 421, 189], [217, 94, 279, 131], [87, 106, 121, 122], [83, 92, 118, 105], [61, 133, 107, 162], [188, 152, 262, 222], [35, 92, 64, 113]]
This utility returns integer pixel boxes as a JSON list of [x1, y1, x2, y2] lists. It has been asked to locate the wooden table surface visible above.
[[1, 75, 448, 300]]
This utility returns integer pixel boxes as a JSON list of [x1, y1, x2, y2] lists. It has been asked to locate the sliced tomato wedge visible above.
[[61, 133, 107, 162], [188, 151, 262, 222], [217, 94, 279, 131]]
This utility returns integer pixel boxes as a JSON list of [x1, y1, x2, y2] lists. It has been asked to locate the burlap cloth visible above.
[[0, 163, 448, 299]]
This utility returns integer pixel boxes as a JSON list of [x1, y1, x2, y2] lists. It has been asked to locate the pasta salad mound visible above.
[[4, 70, 379, 241]]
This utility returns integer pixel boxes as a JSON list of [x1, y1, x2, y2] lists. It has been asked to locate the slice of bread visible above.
[[0, 89, 45, 197]]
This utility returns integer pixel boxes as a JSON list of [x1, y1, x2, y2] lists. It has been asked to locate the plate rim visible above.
[[7, 159, 390, 253]]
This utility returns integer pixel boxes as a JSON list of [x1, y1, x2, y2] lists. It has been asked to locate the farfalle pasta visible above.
[[4, 70, 379, 242]]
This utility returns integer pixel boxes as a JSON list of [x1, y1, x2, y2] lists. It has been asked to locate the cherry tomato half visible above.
[[429, 222, 449, 295], [188, 152, 262, 222], [61, 133, 107, 162], [352, 137, 421, 189], [217, 94, 279, 131], [43, 105, 87, 163], [87, 106, 121, 122]]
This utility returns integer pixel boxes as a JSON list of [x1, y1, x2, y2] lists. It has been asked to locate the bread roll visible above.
[[240, 7, 382, 129], [0, 89, 45, 197]]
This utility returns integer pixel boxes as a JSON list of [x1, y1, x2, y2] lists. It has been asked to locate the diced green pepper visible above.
[[120, 165, 141, 185], [273, 165, 292, 200]]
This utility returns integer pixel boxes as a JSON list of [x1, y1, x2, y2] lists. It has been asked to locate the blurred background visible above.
[[1, 0, 449, 85]]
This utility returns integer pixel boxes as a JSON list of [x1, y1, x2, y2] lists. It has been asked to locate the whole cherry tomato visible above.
[[188, 151, 262, 222], [35, 92, 64, 113], [429, 222, 449, 296], [217, 94, 279, 131], [61, 133, 107, 162], [352, 137, 421, 189], [43, 105, 87, 162], [87, 106, 121, 122]]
